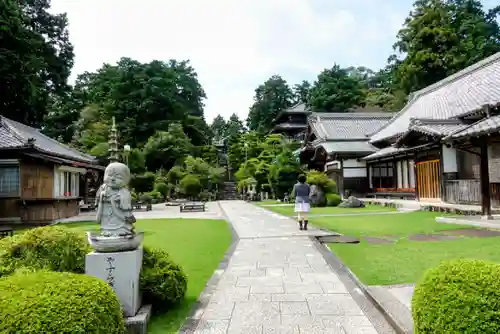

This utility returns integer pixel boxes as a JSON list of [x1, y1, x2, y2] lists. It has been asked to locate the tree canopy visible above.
[[1, 0, 74, 126]]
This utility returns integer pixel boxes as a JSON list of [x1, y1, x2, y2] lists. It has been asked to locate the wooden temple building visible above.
[[270, 103, 311, 140], [301, 51, 500, 218], [0, 116, 104, 224], [300, 112, 393, 196]]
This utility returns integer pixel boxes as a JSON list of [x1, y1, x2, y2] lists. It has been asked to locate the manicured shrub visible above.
[[306, 170, 337, 193], [141, 246, 187, 309], [326, 193, 342, 207], [0, 270, 125, 333], [130, 172, 156, 193], [154, 182, 169, 199], [412, 259, 500, 333], [0, 226, 90, 277], [179, 174, 202, 198]]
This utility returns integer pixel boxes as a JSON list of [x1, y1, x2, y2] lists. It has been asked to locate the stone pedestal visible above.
[[85, 248, 143, 317]]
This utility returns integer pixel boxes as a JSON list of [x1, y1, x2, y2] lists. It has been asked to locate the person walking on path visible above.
[[292, 174, 311, 230]]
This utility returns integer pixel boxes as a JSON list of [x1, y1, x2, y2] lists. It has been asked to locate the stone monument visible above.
[[85, 118, 149, 331]]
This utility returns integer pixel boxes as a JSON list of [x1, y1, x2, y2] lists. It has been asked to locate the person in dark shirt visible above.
[[292, 174, 311, 230]]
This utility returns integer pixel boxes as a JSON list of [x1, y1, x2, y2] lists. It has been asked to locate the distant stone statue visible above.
[[88, 162, 143, 252], [338, 195, 365, 208], [309, 184, 325, 206]]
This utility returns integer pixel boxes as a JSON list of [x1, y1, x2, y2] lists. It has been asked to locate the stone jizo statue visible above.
[[88, 162, 143, 253], [95, 162, 136, 236]]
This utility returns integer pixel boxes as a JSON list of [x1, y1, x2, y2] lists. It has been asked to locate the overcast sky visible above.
[[50, 0, 498, 123]]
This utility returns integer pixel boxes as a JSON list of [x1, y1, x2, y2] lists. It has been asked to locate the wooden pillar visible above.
[[479, 138, 492, 218], [439, 146, 446, 202], [414, 159, 420, 201]]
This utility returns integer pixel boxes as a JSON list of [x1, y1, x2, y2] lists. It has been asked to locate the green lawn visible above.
[[312, 211, 465, 237], [263, 204, 396, 217], [66, 218, 232, 334], [331, 237, 500, 286], [254, 200, 284, 205], [297, 211, 500, 286]]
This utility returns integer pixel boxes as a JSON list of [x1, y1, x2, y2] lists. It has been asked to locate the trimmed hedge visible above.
[[0, 227, 188, 311], [412, 259, 500, 333], [326, 193, 342, 207], [0, 270, 124, 333], [0, 226, 91, 277], [141, 246, 187, 309]]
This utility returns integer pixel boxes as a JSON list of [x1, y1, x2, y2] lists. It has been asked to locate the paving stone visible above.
[[237, 276, 284, 287], [306, 294, 365, 316], [195, 319, 229, 333], [280, 301, 310, 315], [251, 285, 285, 294], [231, 301, 281, 326], [227, 324, 263, 334], [263, 325, 300, 333], [284, 282, 324, 294], [319, 281, 349, 294], [201, 301, 234, 320], [250, 293, 272, 301], [322, 315, 376, 333], [271, 293, 306, 302]]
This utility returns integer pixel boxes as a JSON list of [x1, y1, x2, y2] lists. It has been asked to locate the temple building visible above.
[[301, 51, 500, 218], [0, 116, 104, 224], [270, 103, 311, 140], [300, 112, 393, 196]]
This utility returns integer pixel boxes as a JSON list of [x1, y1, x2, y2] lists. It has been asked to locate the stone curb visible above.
[[312, 237, 411, 334], [178, 201, 240, 333]]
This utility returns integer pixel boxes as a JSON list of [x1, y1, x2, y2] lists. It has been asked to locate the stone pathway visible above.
[[54, 202, 224, 224], [192, 201, 390, 333]]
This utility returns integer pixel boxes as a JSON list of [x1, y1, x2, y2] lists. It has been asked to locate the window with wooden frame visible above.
[[0, 163, 20, 197], [53, 166, 85, 198]]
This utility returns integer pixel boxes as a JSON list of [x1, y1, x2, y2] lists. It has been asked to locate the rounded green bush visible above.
[[326, 193, 342, 206], [141, 246, 187, 309], [0, 226, 91, 277], [412, 259, 500, 333], [0, 270, 125, 333]]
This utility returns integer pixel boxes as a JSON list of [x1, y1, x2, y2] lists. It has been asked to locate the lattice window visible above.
[[0, 165, 20, 197]]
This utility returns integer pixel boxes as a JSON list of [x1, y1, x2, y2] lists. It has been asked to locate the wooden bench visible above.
[[180, 202, 206, 212], [0, 226, 14, 238]]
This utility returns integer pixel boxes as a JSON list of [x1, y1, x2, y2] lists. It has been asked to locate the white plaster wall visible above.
[[369, 166, 373, 188], [343, 159, 366, 168], [409, 160, 416, 187], [396, 161, 402, 188], [442, 145, 458, 173], [402, 160, 409, 188], [343, 168, 367, 178]]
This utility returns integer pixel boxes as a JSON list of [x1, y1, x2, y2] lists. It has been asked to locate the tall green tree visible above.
[[246, 75, 294, 132], [308, 65, 366, 112], [391, 0, 500, 94], [210, 115, 227, 141], [143, 123, 194, 171], [225, 113, 245, 139], [1, 0, 74, 126], [59, 57, 208, 149], [292, 80, 312, 104]]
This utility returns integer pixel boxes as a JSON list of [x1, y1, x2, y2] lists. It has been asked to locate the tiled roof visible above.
[[361, 143, 434, 161], [285, 103, 310, 113], [407, 119, 468, 137], [370, 52, 500, 143], [0, 124, 25, 148], [272, 123, 306, 130], [445, 114, 500, 140], [309, 112, 394, 140], [317, 140, 378, 154], [0, 116, 97, 164]]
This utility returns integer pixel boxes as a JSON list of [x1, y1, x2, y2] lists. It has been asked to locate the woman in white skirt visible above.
[[292, 174, 311, 230]]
